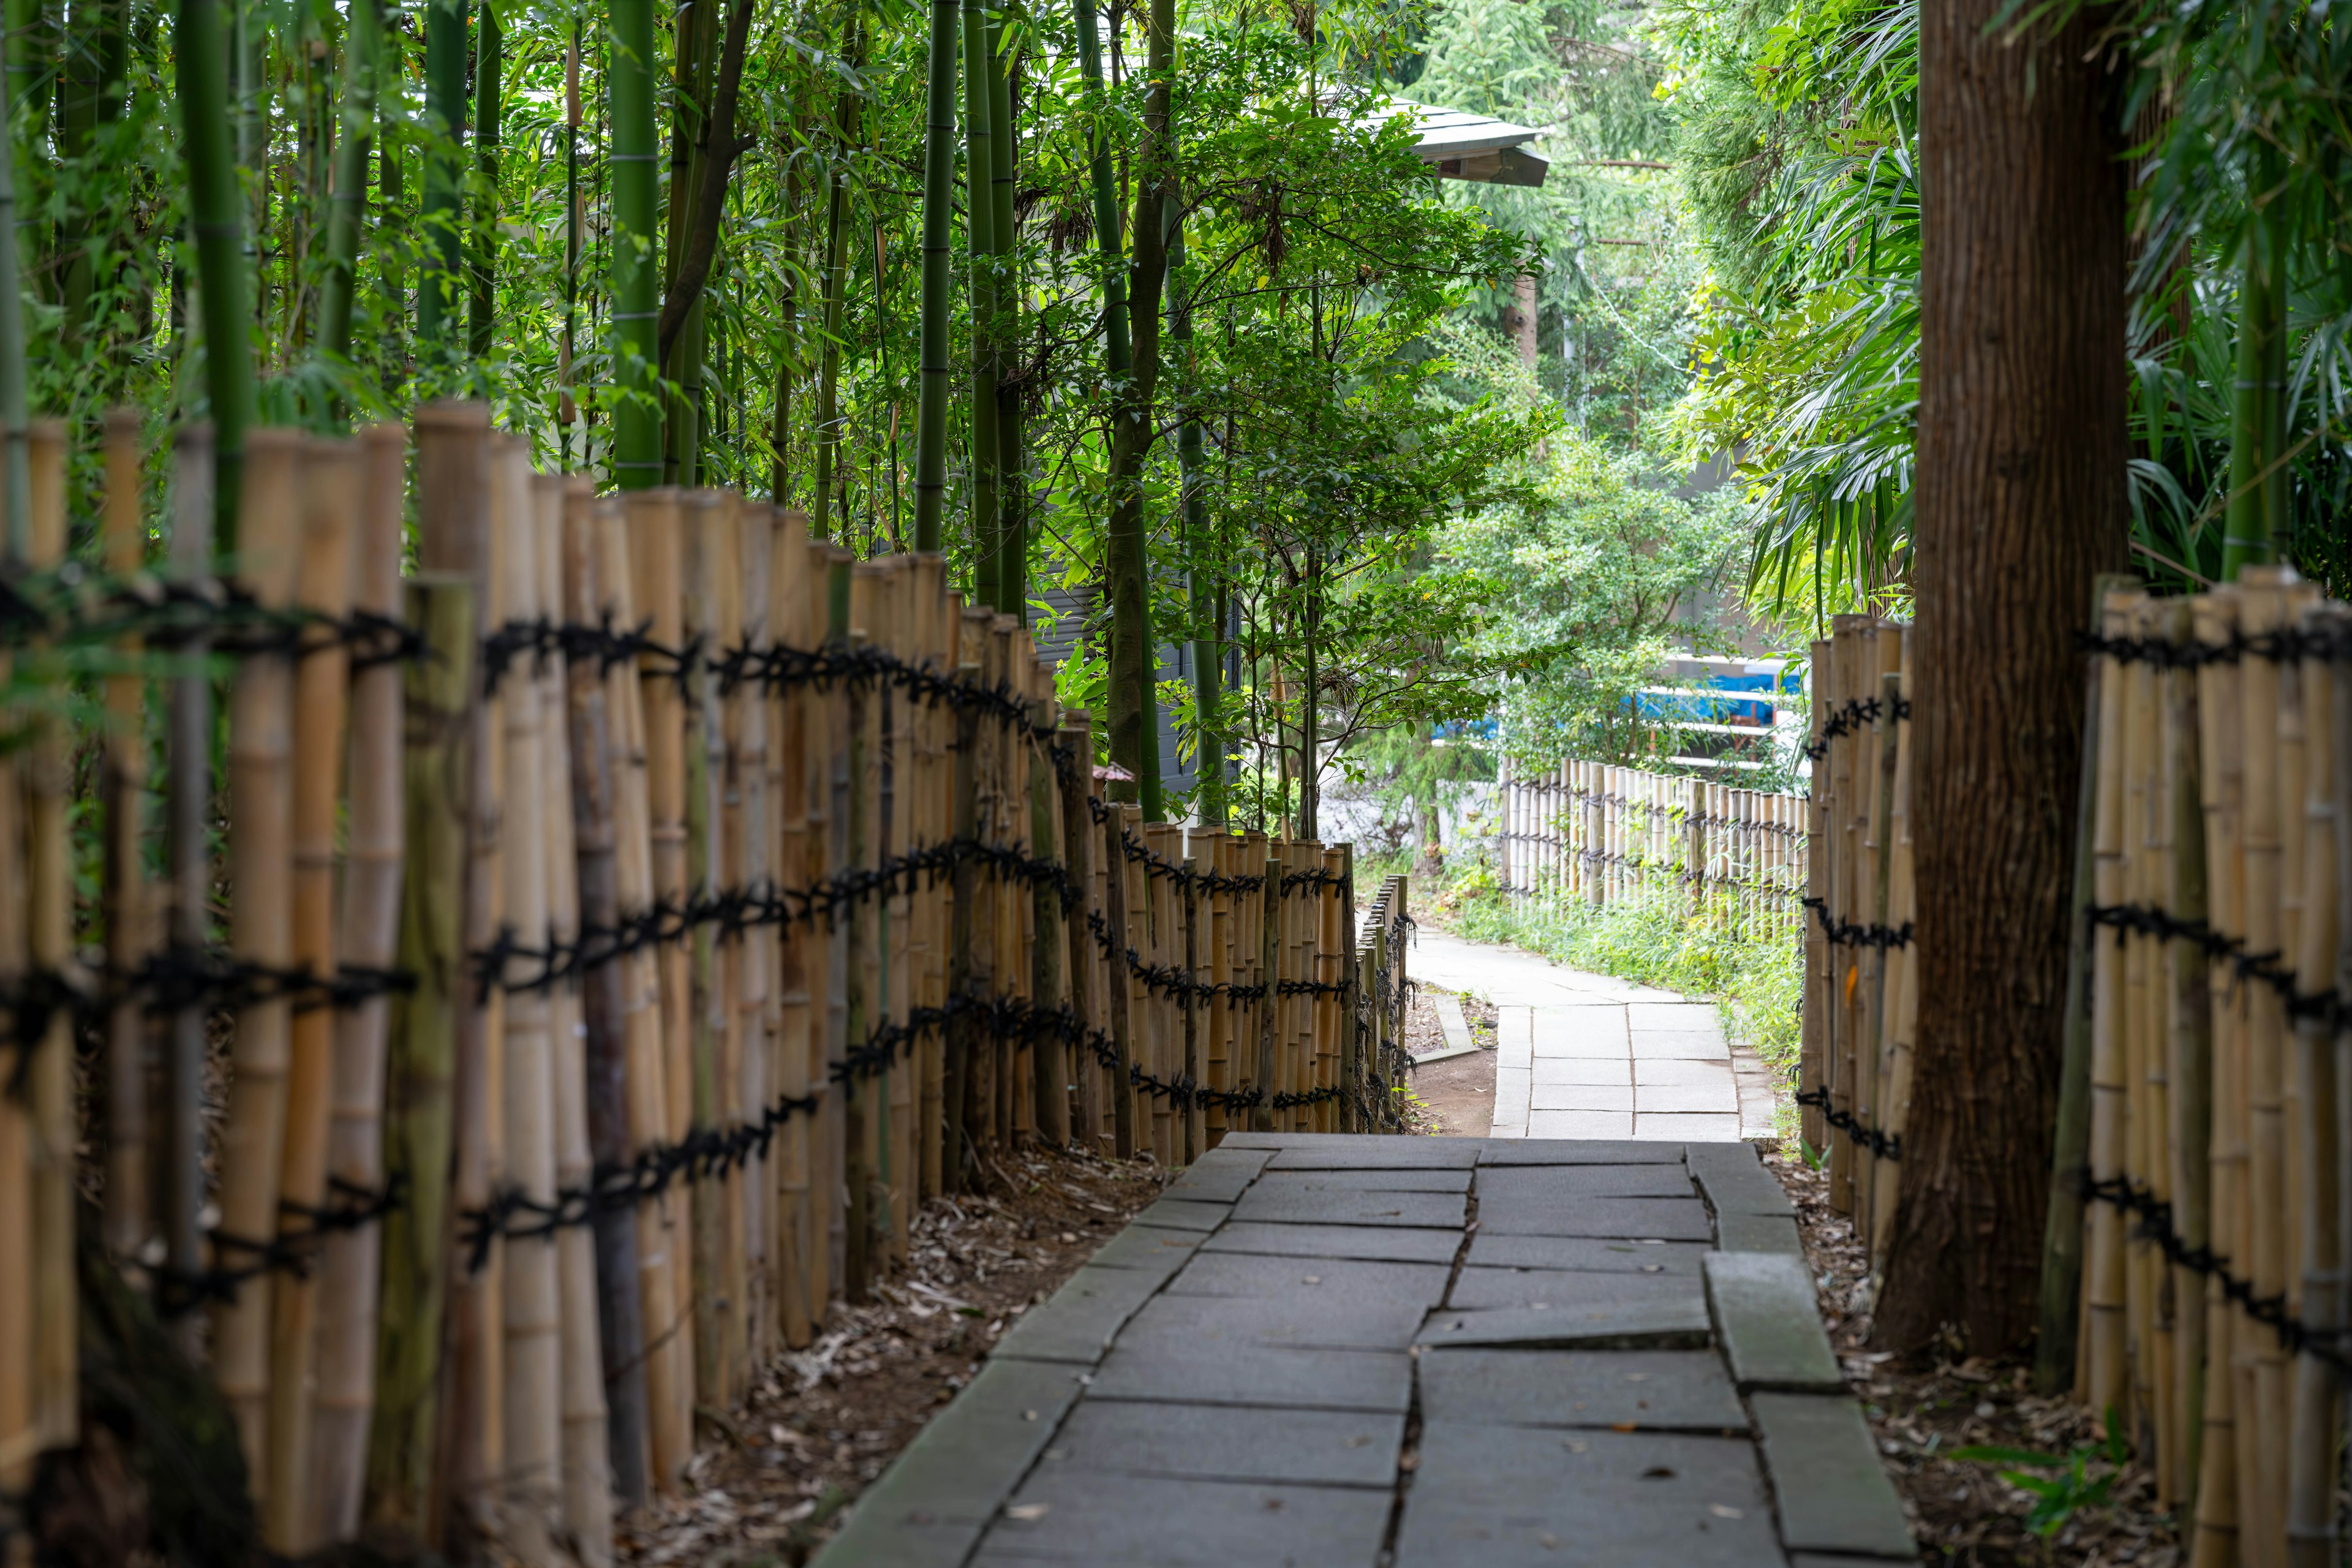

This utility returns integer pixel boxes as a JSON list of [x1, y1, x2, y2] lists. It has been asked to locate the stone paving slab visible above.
[[1130, 1197, 1236, 1232], [992, 1264, 1177, 1366], [1464, 1234, 1712, 1275], [1120, 1292, 1431, 1352], [1247, 1166, 1474, 1194], [1705, 1251, 1844, 1393], [813, 1357, 1088, 1567], [1393, 1423, 1781, 1567], [1087, 1341, 1415, 1412], [976, 1471, 1395, 1565], [1417, 1295, 1714, 1350], [1262, 1140, 1485, 1170], [1166, 1250, 1453, 1308], [1479, 1137, 1687, 1165], [1476, 1161, 1697, 1202], [816, 1131, 1908, 1568], [1229, 1184, 1470, 1229], [1687, 1140, 1798, 1218], [1087, 1224, 1211, 1273], [1035, 1398, 1405, 1487], [1714, 1211, 1804, 1254], [1751, 1392, 1919, 1559], [1159, 1148, 1273, 1204], [1527, 1109, 1629, 1138], [1476, 1194, 1715, 1241], [1418, 1348, 1748, 1433], [1202, 1221, 1465, 1264], [1447, 1264, 1705, 1314]]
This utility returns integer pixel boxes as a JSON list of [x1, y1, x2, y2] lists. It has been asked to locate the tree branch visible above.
[[657, 0, 757, 368]]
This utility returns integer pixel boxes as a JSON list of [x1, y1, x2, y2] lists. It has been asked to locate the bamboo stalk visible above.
[[2286, 601, 2342, 1568], [0, 655, 26, 1510], [628, 486, 698, 1485], [2237, 568, 2291, 1566], [419, 402, 510, 1554], [211, 425, 305, 1490], [362, 575, 475, 1549], [20, 424, 70, 1472], [492, 442, 563, 1566], [770, 510, 816, 1346], [606, 494, 690, 1491], [159, 428, 216, 1363], [2085, 586, 2138, 1419], [535, 472, 612, 1567], [734, 500, 774, 1366], [314, 423, 409, 1545], [266, 435, 361, 1555], [99, 407, 153, 1268], [2160, 597, 2214, 1536], [2188, 586, 2244, 1568], [2120, 596, 2162, 1470], [564, 484, 651, 1510], [681, 491, 730, 1389]]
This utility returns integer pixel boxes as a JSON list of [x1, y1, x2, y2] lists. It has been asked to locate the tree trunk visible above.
[[963, 0, 998, 592], [1875, 0, 2128, 1355], [986, 16, 1022, 608], [1105, 0, 1172, 818], [911, 0, 958, 551]]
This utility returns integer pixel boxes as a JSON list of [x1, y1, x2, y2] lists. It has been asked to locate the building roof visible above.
[[1392, 99, 1551, 189]]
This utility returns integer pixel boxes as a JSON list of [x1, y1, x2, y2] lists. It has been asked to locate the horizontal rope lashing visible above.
[[476, 614, 1060, 742], [455, 987, 1328, 1262], [2083, 900, 2352, 1030], [469, 837, 1082, 997], [2078, 1170, 2351, 1378], [0, 948, 416, 1058], [2076, 625, 2352, 669], [0, 567, 426, 666], [1802, 693, 1910, 762], [151, 1174, 410, 1319], [1793, 1084, 1902, 1160], [1802, 896, 1913, 949]]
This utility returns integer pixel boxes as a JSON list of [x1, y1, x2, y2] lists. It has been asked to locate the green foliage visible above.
[[1431, 325, 1747, 769], [1951, 1409, 2132, 1537]]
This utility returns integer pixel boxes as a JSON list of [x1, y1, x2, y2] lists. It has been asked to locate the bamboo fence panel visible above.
[[1795, 579, 2352, 1568], [0, 402, 1405, 1557], [1494, 761, 1807, 942]]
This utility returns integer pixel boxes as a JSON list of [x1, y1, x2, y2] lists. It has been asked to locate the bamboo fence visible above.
[[1803, 583, 2352, 1568], [1494, 757, 1807, 941], [1795, 614, 1916, 1256], [0, 403, 1411, 1561]]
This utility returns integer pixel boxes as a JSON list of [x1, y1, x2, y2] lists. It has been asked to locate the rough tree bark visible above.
[[1876, 0, 2130, 1353]]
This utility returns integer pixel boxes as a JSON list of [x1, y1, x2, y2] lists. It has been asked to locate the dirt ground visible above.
[[1401, 984, 1500, 1137], [617, 1148, 1168, 1567], [1770, 1152, 2180, 1567]]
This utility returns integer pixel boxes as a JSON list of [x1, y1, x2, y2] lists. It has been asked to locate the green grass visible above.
[[1366, 850, 1803, 1136]]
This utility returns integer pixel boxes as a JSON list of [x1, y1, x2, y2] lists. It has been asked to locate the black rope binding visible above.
[[1793, 1084, 1902, 1161], [154, 1174, 410, 1319], [1803, 694, 1910, 761], [2076, 1169, 2347, 1376], [1802, 897, 1913, 951]]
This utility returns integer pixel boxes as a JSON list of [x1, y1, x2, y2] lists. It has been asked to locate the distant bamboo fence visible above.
[[0, 404, 1409, 1561], [1804, 582, 2352, 1568], [1494, 757, 1807, 940]]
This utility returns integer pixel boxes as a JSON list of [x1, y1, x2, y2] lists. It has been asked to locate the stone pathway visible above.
[[1411, 928, 1779, 1142], [812, 1132, 1914, 1568]]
